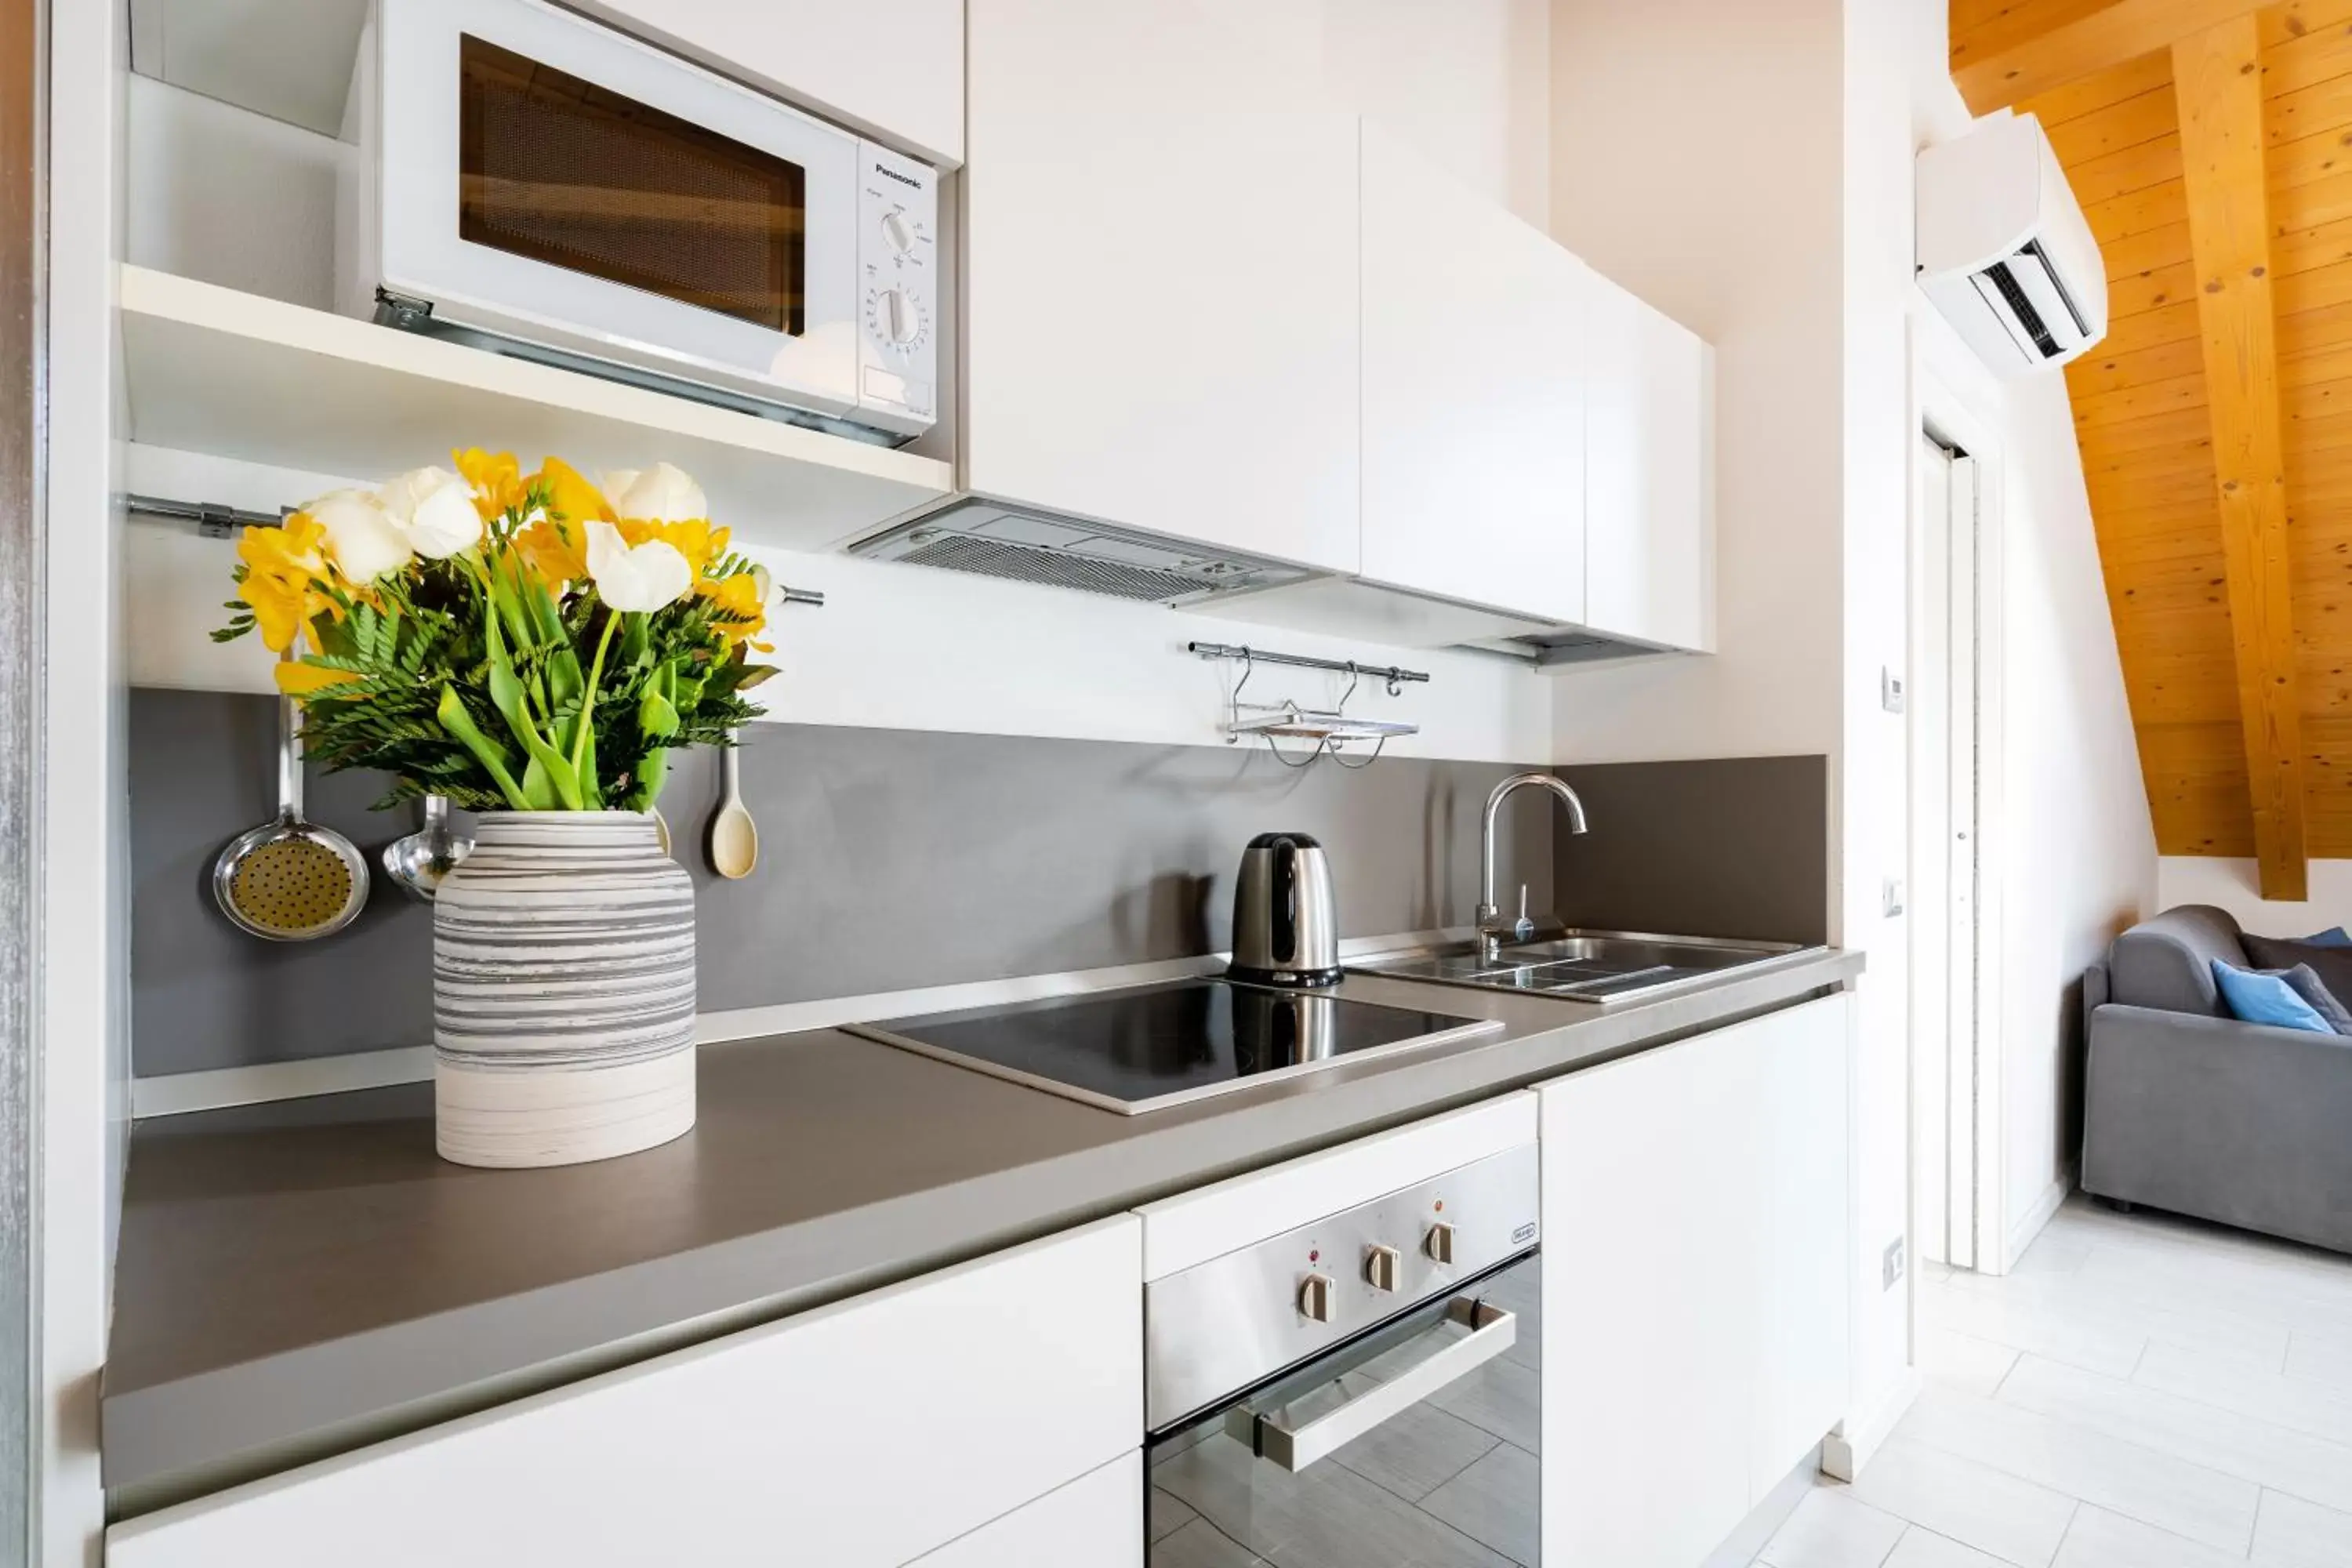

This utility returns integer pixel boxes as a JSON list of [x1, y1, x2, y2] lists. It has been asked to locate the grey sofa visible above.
[[2084, 905, 2352, 1255]]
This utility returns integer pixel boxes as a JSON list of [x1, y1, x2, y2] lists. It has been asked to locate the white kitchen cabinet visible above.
[[963, 0, 1363, 575], [1538, 994, 1850, 1568], [579, 0, 965, 165], [1583, 270, 1715, 652], [910, 1452, 1142, 1568], [107, 1218, 1142, 1568], [1359, 122, 1586, 625]]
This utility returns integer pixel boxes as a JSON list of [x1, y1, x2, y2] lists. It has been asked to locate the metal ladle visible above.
[[381, 793, 471, 902]]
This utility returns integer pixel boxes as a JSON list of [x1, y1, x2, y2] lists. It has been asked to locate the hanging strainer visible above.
[[212, 682, 370, 941]]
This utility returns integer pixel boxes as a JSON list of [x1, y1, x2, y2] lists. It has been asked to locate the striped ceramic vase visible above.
[[432, 811, 696, 1169]]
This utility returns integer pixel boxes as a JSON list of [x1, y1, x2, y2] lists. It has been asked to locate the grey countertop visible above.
[[103, 951, 1860, 1512]]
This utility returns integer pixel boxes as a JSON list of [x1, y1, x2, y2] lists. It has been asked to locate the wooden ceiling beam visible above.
[[1955, 0, 2274, 114], [2174, 15, 2310, 898]]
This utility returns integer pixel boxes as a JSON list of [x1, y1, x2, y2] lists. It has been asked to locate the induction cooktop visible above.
[[845, 978, 1503, 1114]]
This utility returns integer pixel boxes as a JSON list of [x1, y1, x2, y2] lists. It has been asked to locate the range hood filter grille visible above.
[[895, 533, 1210, 602], [849, 496, 1315, 606]]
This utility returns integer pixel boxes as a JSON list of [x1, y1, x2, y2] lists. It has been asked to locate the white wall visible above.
[[1986, 368, 2156, 1252], [1548, 0, 2158, 1468], [122, 445, 1557, 764], [2156, 857, 2350, 936], [1319, 0, 1552, 230], [1545, 0, 1845, 770]]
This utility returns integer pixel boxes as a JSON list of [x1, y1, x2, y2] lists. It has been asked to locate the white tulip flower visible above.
[[308, 488, 412, 583], [604, 462, 707, 524], [585, 521, 694, 612], [378, 466, 484, 559]]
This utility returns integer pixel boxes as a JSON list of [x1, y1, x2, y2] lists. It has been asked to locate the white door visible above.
[[1358, 120, 1586, 623], [1911, 433, 1981, 1270], [963, 0, 1363, 575], [1583, 272, 1714, 651]]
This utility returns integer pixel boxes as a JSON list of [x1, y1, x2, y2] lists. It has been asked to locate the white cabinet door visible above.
[[1539, 995, 1850, 1568], [582, 0, 966, 165], [1539, 1014, 1762, 1568], [964, 0, 1363, 575], [909, 1452, 1142, 1568], [1749, 1000, 1853, 1496], [1584, 271, 1714, 652], [1359, 122, 1585, 624], [108, 1218, 1142, 1568]]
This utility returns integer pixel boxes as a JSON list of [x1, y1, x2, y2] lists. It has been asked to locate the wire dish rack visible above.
[[1189, 641, 1425, 768]]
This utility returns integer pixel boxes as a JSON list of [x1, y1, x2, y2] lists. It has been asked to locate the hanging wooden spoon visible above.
[[706, 730, 758, 880]]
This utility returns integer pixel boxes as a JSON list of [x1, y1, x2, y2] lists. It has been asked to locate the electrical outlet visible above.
[[1883, 1236, 1907, 1290], [1882, 668, 1906, 713], [1883, 877, 1906, 917]]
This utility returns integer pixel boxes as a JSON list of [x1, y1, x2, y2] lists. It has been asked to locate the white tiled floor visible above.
[[1753, 1196, 2352, 1568]]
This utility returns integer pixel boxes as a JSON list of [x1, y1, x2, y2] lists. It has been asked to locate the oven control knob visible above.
[[1298, 1272, 1336, 1323], [880, 209, 916, 253], [874, 289, 920, 346], [1365, 1244, 1402, 1293], [1425, 1222, 1457, 1265]]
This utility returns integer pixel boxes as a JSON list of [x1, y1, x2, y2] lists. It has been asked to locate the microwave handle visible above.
[[1226, 1297, 1516, 1473]]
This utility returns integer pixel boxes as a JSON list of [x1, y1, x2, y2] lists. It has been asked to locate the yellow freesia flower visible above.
[[696, 569, 770, 652], [453, 448, 527, 523], [619, 517, 728, 578], [238, 513, 340, 652], [536, 456, 612, 528], [514, 516, 589, 587], [274, 660, 364, 696]]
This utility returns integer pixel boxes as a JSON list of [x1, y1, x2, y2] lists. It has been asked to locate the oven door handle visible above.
[[1228, 1297, 1516, 1473]]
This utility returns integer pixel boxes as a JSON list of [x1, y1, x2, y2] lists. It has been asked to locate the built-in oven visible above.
[[1144, 1142, 1541, 1566], [343, 0, 938, 442]]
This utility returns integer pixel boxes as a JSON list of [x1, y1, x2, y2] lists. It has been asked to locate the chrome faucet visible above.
[[1476, 772, 1589, 962]]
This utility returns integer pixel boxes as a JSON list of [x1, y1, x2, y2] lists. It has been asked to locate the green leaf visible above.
[[639, 687, 680, 741], [435, 685, 531, 810]]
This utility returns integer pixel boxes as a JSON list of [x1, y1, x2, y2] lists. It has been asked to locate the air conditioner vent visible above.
[[849, 495, 1316, 606]]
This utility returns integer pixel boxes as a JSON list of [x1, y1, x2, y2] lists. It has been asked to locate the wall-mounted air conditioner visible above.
[[1917, 111, 2107, 376]]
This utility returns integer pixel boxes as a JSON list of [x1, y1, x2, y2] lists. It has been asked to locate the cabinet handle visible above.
[[1227, 1298, 1516, 1472]]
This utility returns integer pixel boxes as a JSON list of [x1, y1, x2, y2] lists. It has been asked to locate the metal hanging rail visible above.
[[125, 493, 826, 605], [1186, 641, 1429, 687]]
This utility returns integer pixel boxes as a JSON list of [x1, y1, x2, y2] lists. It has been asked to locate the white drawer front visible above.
[[110, 1218, 1142, 1568], [910, 1451, 1141, 1568]]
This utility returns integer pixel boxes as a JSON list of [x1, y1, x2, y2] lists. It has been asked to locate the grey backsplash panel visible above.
[[1551, 755, 1830, 946], [132, 690, 1563, 1078]]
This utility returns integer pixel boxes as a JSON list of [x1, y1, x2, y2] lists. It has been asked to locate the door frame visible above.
[[1907, 354, 2009, 1277], [0, 0, 40, 1549]]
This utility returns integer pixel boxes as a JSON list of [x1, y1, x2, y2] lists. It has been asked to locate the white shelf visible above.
[[117, 265, 953, 552]]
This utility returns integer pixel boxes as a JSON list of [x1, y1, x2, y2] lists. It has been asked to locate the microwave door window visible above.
[[458, 33, 805, 336]]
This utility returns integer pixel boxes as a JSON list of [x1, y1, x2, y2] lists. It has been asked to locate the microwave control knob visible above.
[[1297, 1272, 1335, 1323], [1425, 1222, 1457, 1265], [1364, 1245, 1402, 1294], [875, 289, 920, 346], [880, 209, 916, 253]]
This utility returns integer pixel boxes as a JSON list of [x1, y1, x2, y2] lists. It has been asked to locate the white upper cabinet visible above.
[[963, 0, 1364, 575], [1583, 270, 1715, 652], [1359, 122, 1587, 626], [583, 0, 966, 165]]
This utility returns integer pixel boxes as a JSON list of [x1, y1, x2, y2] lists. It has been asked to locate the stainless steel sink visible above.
[[1348, 930, 1818, 1005]]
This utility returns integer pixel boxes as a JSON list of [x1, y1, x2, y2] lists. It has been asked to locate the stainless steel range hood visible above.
[[847, 494, 1316, 606]]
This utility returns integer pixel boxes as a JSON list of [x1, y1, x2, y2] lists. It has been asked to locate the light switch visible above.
[[1882, 669, 1906, 714], [1883, 878, 1906, 917]]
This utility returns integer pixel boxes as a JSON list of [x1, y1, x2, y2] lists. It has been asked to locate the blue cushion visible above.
[[2304, 927, 2352, 948], [2281, 964, 2352, 1036], [2212, 960, 2337, 1033]]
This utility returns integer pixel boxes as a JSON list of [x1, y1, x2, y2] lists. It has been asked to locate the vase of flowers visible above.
[[217, 452, 772, 1167]]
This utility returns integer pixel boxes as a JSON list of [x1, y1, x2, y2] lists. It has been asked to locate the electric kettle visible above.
[[1228, 832, 1342, 989]]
